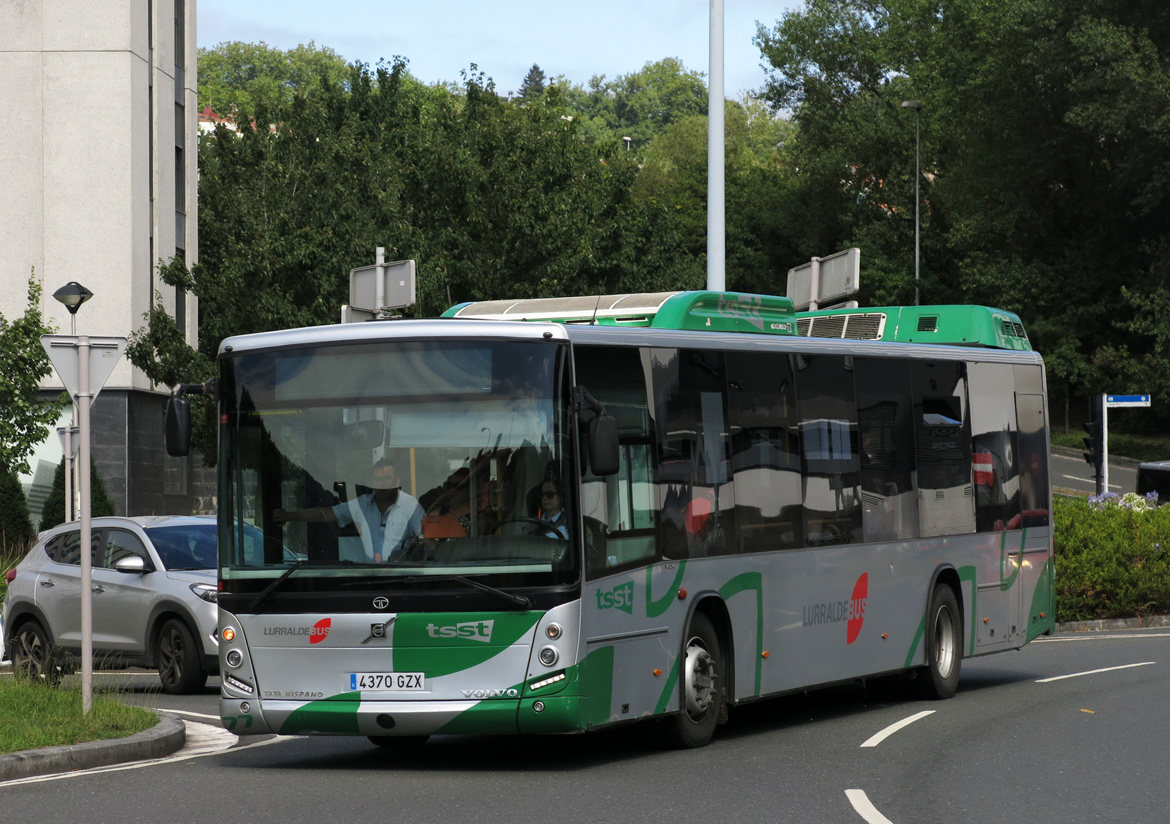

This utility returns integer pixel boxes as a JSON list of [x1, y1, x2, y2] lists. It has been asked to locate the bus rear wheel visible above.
[[915, 583, 962, 700], [663, 612, 724, 748]]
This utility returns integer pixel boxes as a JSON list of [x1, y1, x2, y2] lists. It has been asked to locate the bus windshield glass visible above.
[[217, 338, 575, 594]]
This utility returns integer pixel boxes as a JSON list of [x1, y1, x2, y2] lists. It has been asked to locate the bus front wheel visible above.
[[663, 611, 724, 748], [916, 583, 962, 700]]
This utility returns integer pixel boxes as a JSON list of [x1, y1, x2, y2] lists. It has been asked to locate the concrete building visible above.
[[0, 0, 212, 517]]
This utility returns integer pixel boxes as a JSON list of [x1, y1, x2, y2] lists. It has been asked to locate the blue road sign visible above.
[[1105, 394, 1151, 408]]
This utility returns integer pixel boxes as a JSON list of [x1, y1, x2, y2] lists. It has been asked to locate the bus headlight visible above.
[[225, 649, 243, 668], [538, 646, 559, 667]]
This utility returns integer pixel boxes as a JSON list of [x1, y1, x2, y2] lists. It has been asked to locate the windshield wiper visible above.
[[355, 575, 535, 608], [248, 560, 309, 612], [448, 574, 532, 610]]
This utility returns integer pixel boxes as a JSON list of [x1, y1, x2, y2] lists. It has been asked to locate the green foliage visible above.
[[755, 0, 1170, 425], [0, 680, 156, 754], [0, 466, 34, 554], [1054, 494, 1170, 622], [197, 40, 350, 117], [0, 275, 67, 476], [38, 457, 117, 533], [517, 64, 546, 101]]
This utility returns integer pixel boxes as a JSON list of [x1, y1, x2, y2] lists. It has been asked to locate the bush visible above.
[[1054, 493, 1170, 622], [38, 457, 116, 533], [0, 466, 34, 552]]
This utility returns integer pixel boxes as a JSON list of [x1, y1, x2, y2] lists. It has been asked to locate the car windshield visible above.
[[217, 338, 577, 593], [143, 523, 219, 570]]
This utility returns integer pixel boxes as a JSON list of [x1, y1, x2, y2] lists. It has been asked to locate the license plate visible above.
[[349, 672, 425, 691]]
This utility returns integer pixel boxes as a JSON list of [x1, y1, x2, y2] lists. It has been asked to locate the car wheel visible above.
[[12, 620, 62, 685], [157, 618, 208, 695]]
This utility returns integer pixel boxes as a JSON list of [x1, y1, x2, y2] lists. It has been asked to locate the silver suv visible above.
[[2, 515, 220, 694]]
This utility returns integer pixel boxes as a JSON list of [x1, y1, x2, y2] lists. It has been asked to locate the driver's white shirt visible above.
[[332, 491, 423, 560]]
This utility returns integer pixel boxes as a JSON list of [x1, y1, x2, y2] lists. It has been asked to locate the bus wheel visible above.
[[664, 612, 723, 748], [916, 583, 962, 700], [157, 619, 208, 695], [368, 735, 429, 749]]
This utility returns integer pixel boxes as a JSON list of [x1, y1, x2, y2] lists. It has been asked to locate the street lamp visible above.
[[901, 101, 923, 306], [53, 281, 94, 335]]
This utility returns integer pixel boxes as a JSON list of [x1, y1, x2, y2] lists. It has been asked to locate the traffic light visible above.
[[1083, 419, 1103, 471]]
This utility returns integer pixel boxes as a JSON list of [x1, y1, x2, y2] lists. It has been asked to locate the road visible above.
[[2, 629, 1167, 824], [1050, 447, 1137, 496]]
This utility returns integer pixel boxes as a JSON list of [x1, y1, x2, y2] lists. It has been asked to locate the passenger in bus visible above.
[[273, 458, 424, 562], [418, 467, 471, 514], [422, 469, 475, 538]]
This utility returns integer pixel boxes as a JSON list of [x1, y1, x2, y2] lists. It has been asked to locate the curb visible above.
[[1054, 614, 1170, 634], [0, 711, 185, 782]]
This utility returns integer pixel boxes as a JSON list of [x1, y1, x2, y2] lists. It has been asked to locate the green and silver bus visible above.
[[169, 291, 1054, 748]]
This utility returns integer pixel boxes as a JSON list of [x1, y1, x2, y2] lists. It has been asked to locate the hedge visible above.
[[1054, 492, 1170, 623]]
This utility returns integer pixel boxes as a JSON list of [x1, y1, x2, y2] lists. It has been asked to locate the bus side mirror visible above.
[[588, 415, 619, 476], [166, 396, 191, 457]]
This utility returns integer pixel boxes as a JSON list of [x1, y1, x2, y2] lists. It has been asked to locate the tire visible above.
[[157, 618, 208, 695], [662, 611, 724, 748], [11, 620, 62, 685], [368, 735, 430, 749], [915, 583, 962, 700]]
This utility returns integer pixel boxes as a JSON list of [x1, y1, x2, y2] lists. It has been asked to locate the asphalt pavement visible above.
[[6, 613, 1170, 781]]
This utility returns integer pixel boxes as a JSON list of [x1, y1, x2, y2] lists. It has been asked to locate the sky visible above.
[[196, 0, 804, 99]]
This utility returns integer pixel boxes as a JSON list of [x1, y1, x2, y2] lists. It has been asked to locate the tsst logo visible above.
[[425, 620, 494, 643], [596, 581, 634, 614]]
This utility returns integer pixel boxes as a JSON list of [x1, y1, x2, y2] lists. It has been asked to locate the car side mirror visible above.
[[114, 555, 150, 574]]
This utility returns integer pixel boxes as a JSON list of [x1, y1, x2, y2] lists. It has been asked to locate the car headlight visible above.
[[190, 583, 218, 604]]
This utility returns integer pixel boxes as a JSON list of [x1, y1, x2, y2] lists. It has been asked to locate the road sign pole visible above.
[[63, 422, 73, 522], [1100, 394, 1109, 495], [78, 337, 93, 714]]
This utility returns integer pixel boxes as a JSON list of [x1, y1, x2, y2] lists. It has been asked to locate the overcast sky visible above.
[[196, 0, 803, 98]]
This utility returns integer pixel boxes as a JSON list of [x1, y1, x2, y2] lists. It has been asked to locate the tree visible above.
[[197, 41, 351, 118], [0, 467, 34, 552], [517, 64, 546, 101], [0, 274, 67, 476], [38, 457, 116, 533], [755, 0, 1170, 422], [130, 57, 702, 461]]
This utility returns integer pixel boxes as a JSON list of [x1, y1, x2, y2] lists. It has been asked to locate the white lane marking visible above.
[[860, 710, 934, 748], [846, 789, 896, 824], [158, 708, 221, 722], [1038, 633, 1170, 642], [0, 728, 289, 788], [1036, 662, 1155, 682]]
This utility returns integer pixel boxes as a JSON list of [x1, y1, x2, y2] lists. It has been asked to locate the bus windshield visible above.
[[217, 338, 576, 597]]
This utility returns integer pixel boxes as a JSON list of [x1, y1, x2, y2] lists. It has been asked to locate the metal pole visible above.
[[78, 337, 93, 714], [375, 247, 385, 317], [914, 110, 920, 306], [706, 0, 726, 292], [1100, 393, 1110, 495], [63, 423, 73, 522]]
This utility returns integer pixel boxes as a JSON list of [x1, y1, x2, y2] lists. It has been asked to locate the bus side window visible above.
[[855, 358, 919, 542], [726, 350, 803, 552], [912, 361, 975, 537]]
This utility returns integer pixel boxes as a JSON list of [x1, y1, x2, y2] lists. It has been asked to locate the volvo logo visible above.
[[372, 597, 389, 610]]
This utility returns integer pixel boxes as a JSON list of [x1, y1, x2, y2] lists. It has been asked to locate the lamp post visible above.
[[901, 101, 923, 306], [53, 281, 94, 335], [52, 280, 94, 712]]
